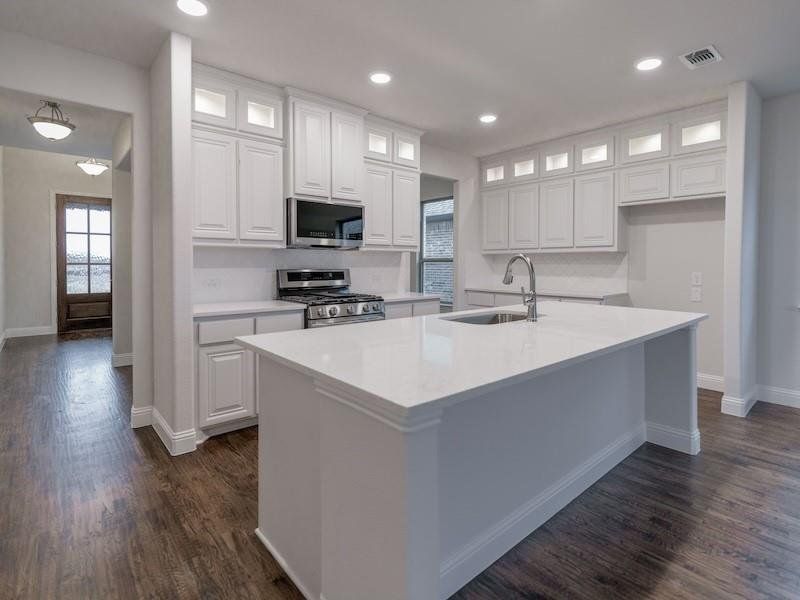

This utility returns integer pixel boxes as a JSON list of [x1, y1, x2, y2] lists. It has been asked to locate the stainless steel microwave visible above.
[[287, 198, 364, 249]]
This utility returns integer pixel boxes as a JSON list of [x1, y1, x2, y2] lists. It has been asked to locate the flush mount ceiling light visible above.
[[479, 113, 497, 124], [76, 158, 109, 176], [177, 0, 208, 16], [369, 72, 392, 85], [27, 100, 76, 140], [636, 57, 663, 71]]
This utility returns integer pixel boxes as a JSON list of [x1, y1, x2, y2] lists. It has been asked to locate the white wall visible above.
[[0, 30, 153, 418], [626, 199, 725, 381], [2, 147, 111, 333], [421, 174, 454, 202], [112, 117, 133, 361], [194, 248, 412, 303], [757, 91, 800, 405]]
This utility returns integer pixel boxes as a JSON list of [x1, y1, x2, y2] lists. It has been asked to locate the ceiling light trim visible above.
[[369, 71, 392, 85], [177, 0, 208, 17], [635, 57, 663, 72], [479, 113, 498, 124]]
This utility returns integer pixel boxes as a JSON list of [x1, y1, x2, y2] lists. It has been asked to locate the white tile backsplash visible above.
[[193, 247, 412, 303]]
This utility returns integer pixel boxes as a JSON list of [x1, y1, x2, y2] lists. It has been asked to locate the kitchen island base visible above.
[[251, 324, 699, 600]]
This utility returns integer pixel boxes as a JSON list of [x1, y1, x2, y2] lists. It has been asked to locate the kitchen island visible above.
[[237, 301, 707, 600]]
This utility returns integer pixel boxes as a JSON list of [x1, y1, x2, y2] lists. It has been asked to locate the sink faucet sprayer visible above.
[[502, 254, 538, 322]]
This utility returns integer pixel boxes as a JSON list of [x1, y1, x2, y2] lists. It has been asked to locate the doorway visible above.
[[56, 194, 112, 332]]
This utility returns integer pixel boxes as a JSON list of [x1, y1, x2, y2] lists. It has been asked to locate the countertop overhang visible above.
[[236, 302, 707, 424]]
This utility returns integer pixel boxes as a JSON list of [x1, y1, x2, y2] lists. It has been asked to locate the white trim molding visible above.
[[721, 391, 757, 417], [439, 424, 646, 599], [645, 422, 701, 455], [697, 372, 724, 392], [757, 384, 800, 409], [5, 326, 56, 338], [151, 407, 197, 456], [254, 528, 317, 600], [130, 405, 153, 428], [112, 353, 134, 367]]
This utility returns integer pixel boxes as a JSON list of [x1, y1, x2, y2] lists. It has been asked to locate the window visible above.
[[419, 197, 453, 306], [57, 195, 112, 332]]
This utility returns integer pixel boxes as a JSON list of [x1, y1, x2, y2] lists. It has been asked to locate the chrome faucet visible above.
[[502, 254, 538, 322]]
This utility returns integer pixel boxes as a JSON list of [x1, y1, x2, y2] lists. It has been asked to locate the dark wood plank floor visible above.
[[1, 335, 799, 599]]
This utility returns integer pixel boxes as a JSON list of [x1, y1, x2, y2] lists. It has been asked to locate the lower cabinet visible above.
[[384, 300, 440, 319], [197, 343, 255, 428], [412, 300, 440, 316]]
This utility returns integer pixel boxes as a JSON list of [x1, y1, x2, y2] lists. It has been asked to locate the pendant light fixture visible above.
[[76, 158, 109, 176], [27, 100, 76, 140]]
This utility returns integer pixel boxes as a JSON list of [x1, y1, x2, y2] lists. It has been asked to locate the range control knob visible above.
[[328, 306, 339, 317], [372, 303, 381, 312], [362, 304, 371, 313], [316, 307, 325, 317], [346, 305, 355, 314]]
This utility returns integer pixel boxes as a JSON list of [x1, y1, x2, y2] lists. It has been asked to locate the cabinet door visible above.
[[331, 111, 364, 202], [364, 163, 393, 245], [238, 139, 284, 242], [619, 163, 670, 204], [620, 122, 670, 163], [393, 132, 420, 169], [671, 153, 726, 197], [365, 123, 392, 162], [574, 172, 614, 247], [508, 184, 539, 249], [392, 170, 420, 246], [192, 129, 237, 239], [293, 101, 331, 197], [482, 190, 509, 250], [540, 179, 574, 248], [412, 300, 440, 316], [385, 303, 413, 319], [197, 343, 255, 428], [192, 77, 236, 129], [542, 144, 574, 176], [237, 88, 283, 139], [576, 135, 615, 171]]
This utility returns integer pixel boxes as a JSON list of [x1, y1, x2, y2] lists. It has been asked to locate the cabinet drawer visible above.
[[619, 163, 670, 204], [385, 303, 413, 319], [412, 300, 440, 316], [255, 312, 304, 334], [670, 153, 726, 198], [198, 318, 255, 345], [465, 291, 495, 307]]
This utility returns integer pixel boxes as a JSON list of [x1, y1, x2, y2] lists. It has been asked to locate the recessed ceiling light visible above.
[[369, 72, 392, 85], [177, 0, 208, 16], [636, 57, 663, 71], [479, 113, 497, 124]]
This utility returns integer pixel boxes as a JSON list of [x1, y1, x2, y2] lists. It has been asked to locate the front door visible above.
[[56, 195, 112, 332]]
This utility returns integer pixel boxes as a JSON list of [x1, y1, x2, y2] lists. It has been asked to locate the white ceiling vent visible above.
[[679, 45, 723, 70]]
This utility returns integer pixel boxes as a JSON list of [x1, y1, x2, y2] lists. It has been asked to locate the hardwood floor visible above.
[[1, 336, 799, 599]]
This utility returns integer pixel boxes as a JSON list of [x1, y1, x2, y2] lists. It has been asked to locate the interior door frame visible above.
[[52, 192, 113, 333]]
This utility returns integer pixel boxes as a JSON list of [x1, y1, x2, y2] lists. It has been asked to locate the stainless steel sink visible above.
[[446, 312, 530, 325]]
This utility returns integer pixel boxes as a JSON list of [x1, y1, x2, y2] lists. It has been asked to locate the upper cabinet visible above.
[[481, 190, 509, 251], [620, 122, 670, 163], [574, 172, 614, 247], [331, 111, 364, 202], [192, 64, 284, 140], [539, 179, 574, 248], [192, 129, 237, 239], [238, 139, 284, 242], [576, 135, 615, 172], [543, 144, 574, 176], [673, 113, 726, 155], [482, 159, 507, 187], [508, 184, 539, 249], [364, 117, 422, 170], [392, 170, 420, 246], [510, 151, 539, 184]]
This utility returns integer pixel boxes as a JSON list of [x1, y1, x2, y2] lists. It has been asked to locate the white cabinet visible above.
[[620, 122, 670, 163], [574, 172, 614, 247], [292, 101, 331, 198], [364, 163, 393, 245], [238, 139, 284, 242], [394, 131, 420, 169], [192, 129, 237, 239], [576, 135, 615, 171], [385, 303, 413, 320], [671, 153, 726, 198], [509, 152, 538, 183], [508, 184, 539, 249], [237, 88, 283, 139], [331, 111, 364, 202], [365, 122, 393, 162], [539, 179, 574, 248], [412, 300, 440, 316], [619, 163, 670, 204], [482, 159, 507, 188], [543, 144, 573, 176], [392, 170, 420, 246], [197, 343, 255, 428], [193, 76, 237, 130], [364, 117, 422, 170], [482, 190, 509, 250], [673, 113, 725, 155]]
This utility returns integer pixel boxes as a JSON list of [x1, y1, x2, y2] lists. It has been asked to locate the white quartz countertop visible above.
[[465, 287, 628, 300], [237, 301, 707, 417], [193, 292, 440, 318]]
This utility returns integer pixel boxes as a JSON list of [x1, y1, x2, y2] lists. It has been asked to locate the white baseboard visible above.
[[646, 422, 701, 455], [439, 424, 646, 599], [130, 405, 153, 428], [151, 407, 197, 456], [112, 352, 134, 367], [757, 384, 800, 409], [5, 325, 56, 338], [697, 372, 724, 392], [0, 332, 6, 352], [721, 391, 757, 417], [255, 528, 316, 600]]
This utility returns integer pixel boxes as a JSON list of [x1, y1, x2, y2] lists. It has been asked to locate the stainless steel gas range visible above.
[[277, 268, 385, 328]]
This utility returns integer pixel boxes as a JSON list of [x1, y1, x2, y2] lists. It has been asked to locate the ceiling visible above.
[[2, 0, 800, 156], [0, 87, 124, 159]]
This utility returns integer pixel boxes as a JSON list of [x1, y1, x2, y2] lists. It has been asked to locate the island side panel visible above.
[[644, 325, 701, 454], [438, 344, 647, 599], [256, 357, 322, 600]]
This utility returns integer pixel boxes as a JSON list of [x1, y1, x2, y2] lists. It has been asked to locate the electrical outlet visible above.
[[690, 286, 702, 302], [691, 271, 703, 286]]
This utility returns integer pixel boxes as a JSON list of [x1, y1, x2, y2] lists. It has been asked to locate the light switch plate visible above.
[[690, 286, 702, 302], [691, 271, 703, 286]]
